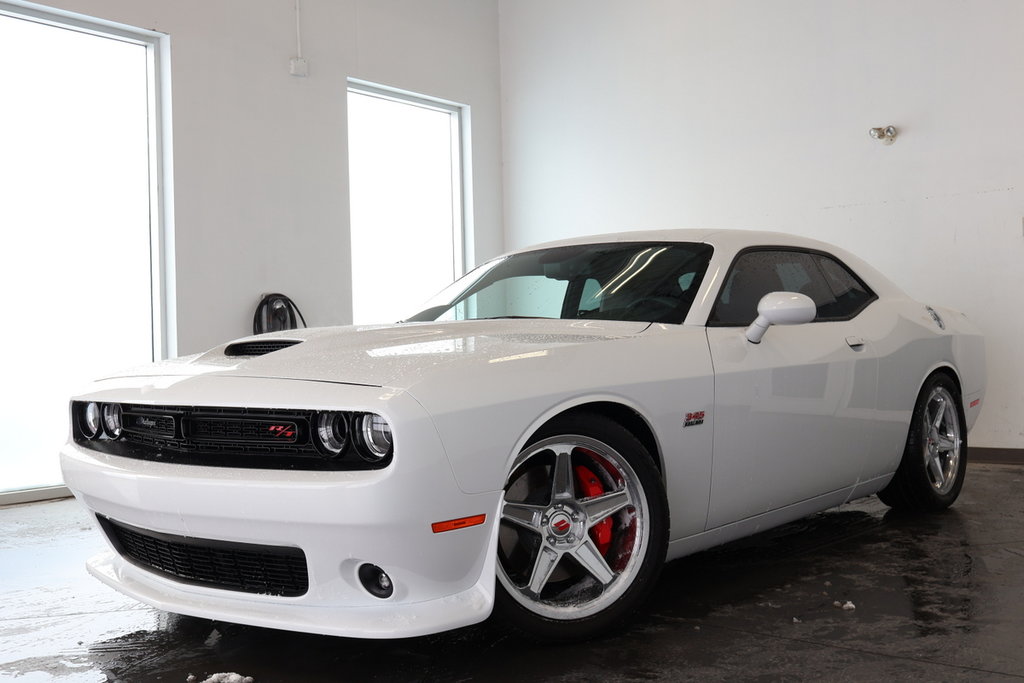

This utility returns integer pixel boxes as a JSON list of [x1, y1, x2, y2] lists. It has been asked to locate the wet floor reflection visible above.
[[3, 464, 1023, 682]]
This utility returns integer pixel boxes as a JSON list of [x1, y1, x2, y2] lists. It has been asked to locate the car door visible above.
[[704, 248, 880, 529]]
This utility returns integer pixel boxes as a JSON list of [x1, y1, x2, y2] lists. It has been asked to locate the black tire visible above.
[[878, 373, 968, 512], [493, 412, 668, 642]]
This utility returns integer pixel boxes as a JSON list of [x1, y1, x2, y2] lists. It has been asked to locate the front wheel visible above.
[[494, 413, 668, 641], [878, 373, 968, 512]]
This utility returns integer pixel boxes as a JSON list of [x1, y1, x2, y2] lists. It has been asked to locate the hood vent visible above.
[[224, 339, 302, 357]]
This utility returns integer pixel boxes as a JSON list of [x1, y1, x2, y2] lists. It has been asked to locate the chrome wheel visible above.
[[497, 434, 650, 620], [922, 386, 962, 495], [878, 373, 968, 513]]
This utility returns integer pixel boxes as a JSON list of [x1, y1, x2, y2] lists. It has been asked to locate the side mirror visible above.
[[745, 292, 817, 344]]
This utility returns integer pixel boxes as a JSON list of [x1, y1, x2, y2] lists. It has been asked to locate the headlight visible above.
[[80, 402, 102, 439], [357, 413, 393, 462], [102, 403, 123, 439], [314, 411, 349, 457]]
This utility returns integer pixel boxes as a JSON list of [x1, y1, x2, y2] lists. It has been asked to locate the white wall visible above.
[[37, 0, 503, 355], [499, 0, 1024, 449]]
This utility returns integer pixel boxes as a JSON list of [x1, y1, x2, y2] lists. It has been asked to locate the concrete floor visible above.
[[2, 463, 1023, 683]]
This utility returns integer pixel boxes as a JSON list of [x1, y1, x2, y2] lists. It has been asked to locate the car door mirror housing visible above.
[[745, 292, 817, 344]]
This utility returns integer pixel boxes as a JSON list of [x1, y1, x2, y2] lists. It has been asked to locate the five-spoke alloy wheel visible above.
[[921, 385, 963, 495], [494, 413, 667, 641], [879, 373, 968, 512]]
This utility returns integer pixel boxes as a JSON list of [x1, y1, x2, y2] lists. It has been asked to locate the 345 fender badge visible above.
[[683, 411, 705, 428]]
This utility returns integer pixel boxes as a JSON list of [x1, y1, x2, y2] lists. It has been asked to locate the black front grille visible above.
[[71, 402, 389, 471], [224, 340, 301, 357], [124, 410, 176, 438], [187, 416, 300, 444], [98, 516, 309, 597], [118, 404, 318, 460]]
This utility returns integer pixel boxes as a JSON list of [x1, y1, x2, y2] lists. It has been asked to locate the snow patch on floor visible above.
[[187, 673, 254, 683]]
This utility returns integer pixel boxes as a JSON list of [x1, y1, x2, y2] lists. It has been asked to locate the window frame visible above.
[[706, 246, 878, 328]]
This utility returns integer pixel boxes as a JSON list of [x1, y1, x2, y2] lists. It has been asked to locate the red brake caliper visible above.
[[574, 465, 612, 556]]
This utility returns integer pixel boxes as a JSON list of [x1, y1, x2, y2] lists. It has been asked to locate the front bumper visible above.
[[60, 375, 502, 638]]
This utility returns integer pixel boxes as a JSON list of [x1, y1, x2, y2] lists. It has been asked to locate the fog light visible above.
[[358, 563, 394, 599], [81, 402, 102, 439], [102, 403, 123, 439]]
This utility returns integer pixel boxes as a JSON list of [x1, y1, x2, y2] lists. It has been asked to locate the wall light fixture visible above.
[[869, 126, 898, 145]]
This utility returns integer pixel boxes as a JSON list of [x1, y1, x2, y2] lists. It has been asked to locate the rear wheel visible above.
[[494, 413, 668, 641], [878, 373, 967, 512]]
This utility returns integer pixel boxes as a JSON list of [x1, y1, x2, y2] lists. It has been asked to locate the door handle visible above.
[[845, 336, 866, 350]]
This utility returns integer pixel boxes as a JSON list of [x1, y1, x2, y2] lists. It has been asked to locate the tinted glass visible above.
[[709, 249, 875, 326], [407, 242, 714, 324], [814, 254, 875, 319]]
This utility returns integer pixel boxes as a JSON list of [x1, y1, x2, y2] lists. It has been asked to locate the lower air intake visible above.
[[98, 516, 309, 597]]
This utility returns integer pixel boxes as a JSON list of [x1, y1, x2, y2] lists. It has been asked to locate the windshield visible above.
[[405, 242, 714, 324]]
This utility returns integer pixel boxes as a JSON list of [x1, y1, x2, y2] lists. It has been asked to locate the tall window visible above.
[[0, 5, 170, 497], [347, 81, 467, 324]]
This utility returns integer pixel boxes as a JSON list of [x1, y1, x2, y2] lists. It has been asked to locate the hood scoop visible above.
[[224, 339, 302, 357]]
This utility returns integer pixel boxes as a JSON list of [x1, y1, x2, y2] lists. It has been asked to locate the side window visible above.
[[709, 249, 875, 326], [711, 251, 803, 326], [777, 254, 837, 312], [814, 254, 875, 319]]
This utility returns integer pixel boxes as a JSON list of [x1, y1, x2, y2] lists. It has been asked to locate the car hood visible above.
[[102, 319, 653, 391]]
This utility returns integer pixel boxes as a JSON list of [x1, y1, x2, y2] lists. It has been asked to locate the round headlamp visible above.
[[315, 411, 349, 457], [80, 402, 102, 439], [358, 413, 393, 462], [102, 403, 123, 439]]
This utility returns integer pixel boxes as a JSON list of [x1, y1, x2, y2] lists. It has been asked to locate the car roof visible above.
[[522, 228, 833, 253]]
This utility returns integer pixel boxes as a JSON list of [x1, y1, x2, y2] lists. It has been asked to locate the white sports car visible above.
[[61, 229, 985, 641]]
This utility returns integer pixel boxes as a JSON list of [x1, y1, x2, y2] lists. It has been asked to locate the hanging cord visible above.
[[253, 293, 308, 335], [294, 0, 303, 59]]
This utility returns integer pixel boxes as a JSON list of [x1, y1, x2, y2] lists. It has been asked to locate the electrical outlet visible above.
[[289, 57, 308, 77]]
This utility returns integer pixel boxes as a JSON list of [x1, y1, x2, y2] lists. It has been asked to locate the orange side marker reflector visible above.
[[431, 514, 486, 534]]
